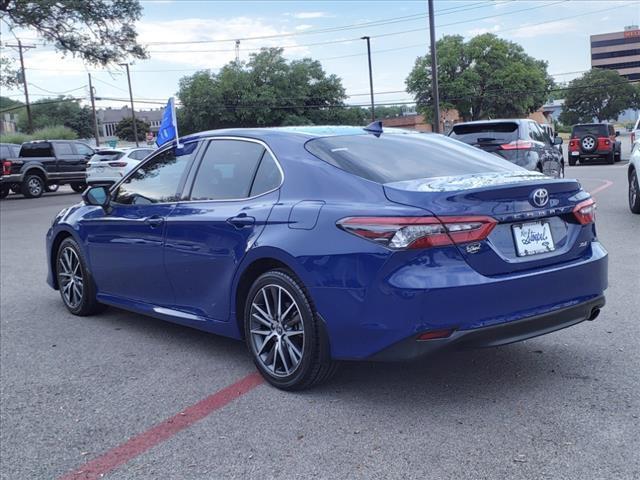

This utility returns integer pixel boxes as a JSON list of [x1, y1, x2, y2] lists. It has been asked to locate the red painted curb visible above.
[[58, 372, 264, 480]]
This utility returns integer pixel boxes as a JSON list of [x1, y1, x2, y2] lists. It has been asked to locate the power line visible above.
[[28, 83, 87, 95]]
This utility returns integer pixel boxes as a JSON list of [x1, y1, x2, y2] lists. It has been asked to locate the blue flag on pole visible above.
[[156, 97, 180, 147]]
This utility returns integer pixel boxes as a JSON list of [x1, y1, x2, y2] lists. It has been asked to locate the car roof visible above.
[[573, 123, 611, 127], [180, 125, 416, 143], [453, 119, 529, 126]]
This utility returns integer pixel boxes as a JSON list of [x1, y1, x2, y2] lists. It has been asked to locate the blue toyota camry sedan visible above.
[[46, 126, 608, 390]]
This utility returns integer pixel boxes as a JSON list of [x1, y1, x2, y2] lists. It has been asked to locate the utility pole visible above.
[[88, 73, 100, 147], [361, 36, 375, 122], [235, 40, 240, 62], [119, 63, 139, 147], [428, 0, 441, 133], [6, 40, 36, 133]]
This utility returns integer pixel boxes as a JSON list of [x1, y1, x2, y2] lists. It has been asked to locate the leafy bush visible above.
[[0, 125, 77, 144]]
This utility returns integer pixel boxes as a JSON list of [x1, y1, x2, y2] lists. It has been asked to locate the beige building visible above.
[[590, 26, 640, 82]]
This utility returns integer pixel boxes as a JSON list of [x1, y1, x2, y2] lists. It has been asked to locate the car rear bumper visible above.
[[571, 149, 613, 158], [369, 295, 605, 361], [0, 173, 22, 184], [311, 241, 608, 360]]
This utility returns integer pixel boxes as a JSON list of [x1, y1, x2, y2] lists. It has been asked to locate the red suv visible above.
[[568, 123, 621, 165]]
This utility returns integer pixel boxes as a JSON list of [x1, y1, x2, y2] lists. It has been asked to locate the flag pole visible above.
[[171, 97, 181, 148]]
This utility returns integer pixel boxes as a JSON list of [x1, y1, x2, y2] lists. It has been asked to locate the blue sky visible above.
[[2, 0, 639, 109]]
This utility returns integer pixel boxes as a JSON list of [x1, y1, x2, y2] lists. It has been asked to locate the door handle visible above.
[[227, 214, 255, 229], [144, 216, 164, 228]]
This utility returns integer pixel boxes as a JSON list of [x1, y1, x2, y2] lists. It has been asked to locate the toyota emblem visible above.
[[530, 188, 549, 208]]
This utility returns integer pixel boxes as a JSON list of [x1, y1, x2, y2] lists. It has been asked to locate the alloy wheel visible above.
[[631, 174, 639, 209], [582, 137, 595, 150], [28, 177, 43, 196], [58, 247, 84, 309], [249, 284, 305, 378]]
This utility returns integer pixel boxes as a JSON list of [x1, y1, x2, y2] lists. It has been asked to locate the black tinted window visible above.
[[449, 122, 519, 145], [572, 125, 607, 138], [20, 143, 53, 157], [528, 123, 545, 143], [190, 140, 265, 200], [131, 149, 153, 160], [305, 133, 519, 184], [114, 144, 196, 205], [250, 152, 282, 196], [92, 151, 125, 162]]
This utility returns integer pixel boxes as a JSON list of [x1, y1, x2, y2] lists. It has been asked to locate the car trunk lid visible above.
[[384, 171, 592, 276]]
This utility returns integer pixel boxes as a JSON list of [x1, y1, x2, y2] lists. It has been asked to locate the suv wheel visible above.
[[70, 183, 87, 193], [56, 238, 104, 315], [580, 135, 597, 153], [21, 174, 45, 198], [606, 151, 615, 165], [0, 186, 8, 199], [630, 170, 640, 214], [568, 157, 577, 166], [244, 270, 337, 391], [615, 149, 621, 162]]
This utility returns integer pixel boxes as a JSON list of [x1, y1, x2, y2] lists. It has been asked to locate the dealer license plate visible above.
[[512, 221, 555, 257]]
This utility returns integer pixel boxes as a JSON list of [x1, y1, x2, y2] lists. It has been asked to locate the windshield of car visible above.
[[572, 124, 608, 138], [304, 133, 520, 184], [448, 122, 519, 145]]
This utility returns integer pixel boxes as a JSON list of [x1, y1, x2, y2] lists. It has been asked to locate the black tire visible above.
[[56, 237, 104, 316], [630, 169, 640, 214], [0, 186, 8, 199], [615, 149, 621, 162], [10, 183, 21, 194], [244, 269, 337, 391], [70, 183, 87, 193], [568, 157, 577, 166], [21, 174, 44, 198], [45, 183, 59, 193], [606, 151, 615, 165]]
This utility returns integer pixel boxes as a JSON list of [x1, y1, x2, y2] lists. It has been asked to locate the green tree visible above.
[[0, 0, 146, 87], [114, 117, 150, 142], [406, 34, 553, 121], [0, 95, 22, 112], [16, 97, 93, 137], [178, 48, 355, 132], [559, 69, 640, 124]]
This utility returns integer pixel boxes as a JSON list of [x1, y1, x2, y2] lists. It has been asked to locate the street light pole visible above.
[[119, 63, 139, 147], [361, 36, 375, 122], [428, 0, 441, 133]]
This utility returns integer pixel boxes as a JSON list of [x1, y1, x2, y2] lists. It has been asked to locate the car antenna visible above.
[[363, 121, 383, 137]]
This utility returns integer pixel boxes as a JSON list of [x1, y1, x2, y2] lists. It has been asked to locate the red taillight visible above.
[[569, 139, 579, 151], [2, 160, 11, 175], [573, 198, 596, 225], [336, 216, 497, 250], [108, 162, 127, 167], [500, 140, 533, 150], [417, 329, 455, 341]]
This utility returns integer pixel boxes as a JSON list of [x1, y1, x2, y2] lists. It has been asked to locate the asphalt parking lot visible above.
[[1, 162, 638, 480]]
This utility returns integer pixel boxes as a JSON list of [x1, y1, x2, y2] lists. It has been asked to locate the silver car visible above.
[[629, 138, 640, 214]]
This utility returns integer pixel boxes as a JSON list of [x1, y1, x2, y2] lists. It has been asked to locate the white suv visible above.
[[86, 148, 154, 186]]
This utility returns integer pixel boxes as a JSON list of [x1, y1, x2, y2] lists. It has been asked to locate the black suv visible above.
[[448, 119, 564, 178], [1, 140, 94, 198], [568, 123, 621, 165]]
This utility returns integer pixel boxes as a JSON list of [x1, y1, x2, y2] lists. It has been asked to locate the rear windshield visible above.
[[572, 124, 608, 137], [449, 122, 519, 145], [92, 151, 125, 161], [19, 142, 53, 157], [304, 133, 520, 184]]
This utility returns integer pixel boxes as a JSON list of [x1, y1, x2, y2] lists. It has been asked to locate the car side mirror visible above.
[[83, 185, 110, 209], [553, 136, 563, 145], [615, 131, 620, 137]]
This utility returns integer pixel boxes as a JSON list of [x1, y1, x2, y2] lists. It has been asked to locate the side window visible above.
[[75, 143, 94, 156], [55, 143, 74, 155], [250, 152, 282, 197], [190, 140, 265, 201], [0, 145, 9, 159], [528, 123, 544, 143], [113, 145, 195, 205]]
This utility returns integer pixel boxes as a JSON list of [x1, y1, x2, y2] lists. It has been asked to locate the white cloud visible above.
[[295, 24, 313, 31], [291, 12, 328, 19], [509, 19, 578, 39], [138, 17, 310, 67], [467, 24, 501, 36]]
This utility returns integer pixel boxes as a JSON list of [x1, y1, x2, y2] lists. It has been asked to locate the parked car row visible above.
[[0, 140, 154, 199]]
